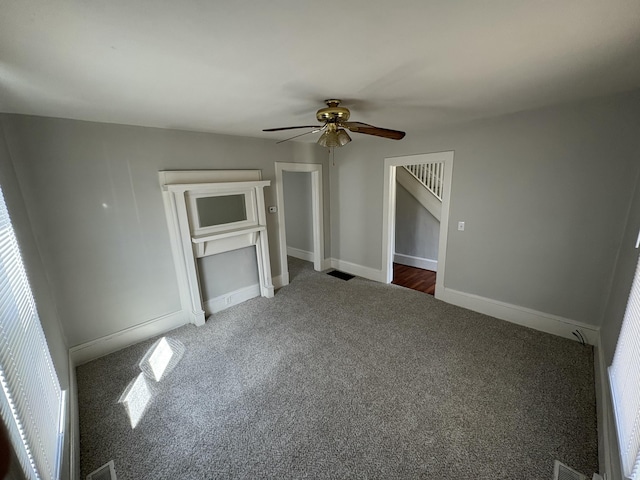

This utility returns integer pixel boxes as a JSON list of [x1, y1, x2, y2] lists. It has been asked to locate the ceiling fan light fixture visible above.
[[318, 126, 351, 148], [317, 129, 339, 148], [336, 128, 351, 146]]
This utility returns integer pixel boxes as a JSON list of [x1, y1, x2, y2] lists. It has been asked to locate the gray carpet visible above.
[[78, 258, 597, 479]]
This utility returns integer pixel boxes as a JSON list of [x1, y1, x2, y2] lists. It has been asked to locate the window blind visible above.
[[609, 252, 640, 480], [0, 185, 64, 480]]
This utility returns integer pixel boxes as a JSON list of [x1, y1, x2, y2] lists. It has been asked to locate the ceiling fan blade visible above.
[[263, 125, 321, 132], [276, 126, 326, 144], [342, 122, 406, 140], [341, 121, 375, 128]]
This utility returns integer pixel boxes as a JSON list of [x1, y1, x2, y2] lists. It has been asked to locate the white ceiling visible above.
[[1, 1, 640, 142]]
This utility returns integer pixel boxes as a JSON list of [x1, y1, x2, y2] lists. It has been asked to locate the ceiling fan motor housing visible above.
[[316, 99, 350, 123]]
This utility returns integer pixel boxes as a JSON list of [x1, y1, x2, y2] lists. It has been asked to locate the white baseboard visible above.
[[594, 337, 610, 479], [329, 258, 386, 283], [287, 246, 314, 262], [67, 353, 80, 480], [273, 273, 287, 288], [595, 336, 620, 480], [69, 310, 188, 366], [436, 287, 599, 345], [394, 253, 438, 272], [203, 283, 261, 315]]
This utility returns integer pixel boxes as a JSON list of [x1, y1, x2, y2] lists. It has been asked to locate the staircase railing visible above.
[[403, 163, 444, 200]]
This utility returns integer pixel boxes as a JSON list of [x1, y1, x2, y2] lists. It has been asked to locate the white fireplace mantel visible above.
[[160, 171, 274, 326]]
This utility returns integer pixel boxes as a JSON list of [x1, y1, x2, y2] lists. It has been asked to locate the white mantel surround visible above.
[[160, 170, 274, 326]]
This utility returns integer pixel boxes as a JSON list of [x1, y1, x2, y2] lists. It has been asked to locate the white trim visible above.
[[275, 162, 325, 287], [202, 284, 261, 315], [158, 170, 262, 185], [273, 274, 286, 289], [69, 311, 188, 366], [161, 185, 196, 325], [595, 335, 617, 480], [329, 258, 386, 283], [68, 352, 79, 480], [394, 253, 438, 272], [287, 246, 314, 262], [437, 286, 599, 344], [186, 186, 260, 237], [382, 152, 454, 297]]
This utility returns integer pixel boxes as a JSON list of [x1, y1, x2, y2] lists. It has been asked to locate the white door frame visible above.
[[275, 162, 325, 286], [381, 151, 454, 298]]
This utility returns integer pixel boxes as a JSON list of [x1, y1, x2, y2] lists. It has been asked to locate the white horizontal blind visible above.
[[0, 185, 64, 480], [609, 252, 640, 480]]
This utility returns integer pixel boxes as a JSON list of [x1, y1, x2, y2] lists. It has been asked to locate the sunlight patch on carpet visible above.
[[119, 373, 152, 428], [139, 337, 185, 382]]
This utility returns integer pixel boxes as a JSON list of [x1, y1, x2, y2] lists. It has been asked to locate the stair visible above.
[[397, 165, 442, 221]]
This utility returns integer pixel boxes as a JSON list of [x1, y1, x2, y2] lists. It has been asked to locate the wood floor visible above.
[[392, 263, 436, 295]]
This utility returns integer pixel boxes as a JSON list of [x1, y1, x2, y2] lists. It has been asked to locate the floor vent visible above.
[[87, 460, 117, 480], [327, 270, 355, 281], [553, 460, 586, 480]]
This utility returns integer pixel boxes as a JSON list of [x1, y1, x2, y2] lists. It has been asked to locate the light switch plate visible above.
[[458, 221, 465, 231]]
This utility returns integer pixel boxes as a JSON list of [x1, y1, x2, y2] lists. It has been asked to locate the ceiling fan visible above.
[[263, 99, 406, 147]]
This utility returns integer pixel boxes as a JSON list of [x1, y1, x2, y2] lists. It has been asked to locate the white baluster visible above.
[[423, 164, 428, 190]]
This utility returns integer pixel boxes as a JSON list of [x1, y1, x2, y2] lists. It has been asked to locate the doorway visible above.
[[381, 152, 454, 298], [275, 162, 325, 287]]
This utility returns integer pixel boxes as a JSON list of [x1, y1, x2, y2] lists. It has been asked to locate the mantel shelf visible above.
[[191, 225, 266, 244]]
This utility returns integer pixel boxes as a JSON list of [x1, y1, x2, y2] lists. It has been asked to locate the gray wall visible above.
[[395, 183, 439, 261], [0, 114, 305, 346], [330, 90, 640, 326], [283, 170, 313, 252], [198, 247, 259, 300]]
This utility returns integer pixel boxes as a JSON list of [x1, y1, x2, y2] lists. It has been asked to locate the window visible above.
[[609, 252, 640, 480], [0, 185, 65, 480]]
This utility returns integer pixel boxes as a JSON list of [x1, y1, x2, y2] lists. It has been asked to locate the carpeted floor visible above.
[[77, 258, 598, 479]]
